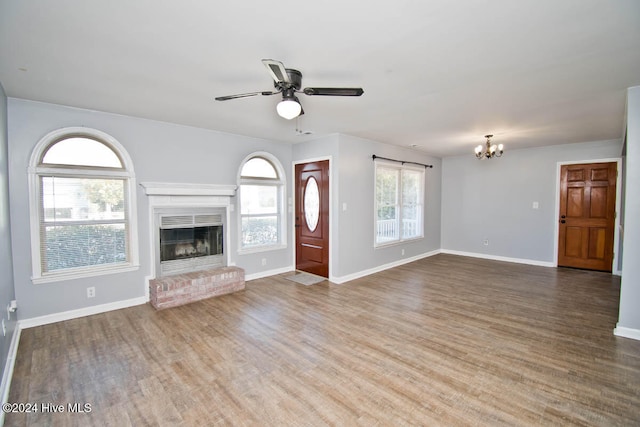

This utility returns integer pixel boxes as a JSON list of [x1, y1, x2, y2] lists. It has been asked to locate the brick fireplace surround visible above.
[[149, 266, 245, 310]]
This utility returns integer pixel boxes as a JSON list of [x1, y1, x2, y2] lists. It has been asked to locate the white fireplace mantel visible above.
[[140, 182, 236, 197], [140, 182, 237, 208]]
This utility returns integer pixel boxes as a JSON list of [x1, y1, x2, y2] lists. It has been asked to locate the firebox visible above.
[[160, 225, 222, 261], [157, 210, 226, 276]]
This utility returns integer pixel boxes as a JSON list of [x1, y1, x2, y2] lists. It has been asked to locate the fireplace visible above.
[[141, 182, 243, 308], [157, 210, 226, 276]]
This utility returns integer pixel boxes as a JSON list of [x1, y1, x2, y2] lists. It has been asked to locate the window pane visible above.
[[41, 177, 125, 222], [241, 157, 278, 179], [42, 137, 122, 168], [304, 176, 320, 232], [43, 224, 126, 272], [376, 167, 398, 206], [402, 170, 421, 206], [240, 185, 278, 215], [402, 205, 421, 238], [242, 216, 278, 247], [377, 214, 399, 242], [376, 166, 399, 243], [402, 169, 423, 239]]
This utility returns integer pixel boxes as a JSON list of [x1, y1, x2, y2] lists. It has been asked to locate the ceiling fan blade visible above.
[[262, 59, 291, 84], [215, 91, 278, 101], [303, 87, 364, 96]]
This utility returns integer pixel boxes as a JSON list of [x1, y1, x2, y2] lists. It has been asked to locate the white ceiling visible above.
[[1, 0, 639, 157]]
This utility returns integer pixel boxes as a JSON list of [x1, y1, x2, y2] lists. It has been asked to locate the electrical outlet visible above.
[[402, 249, 405, 256], [261, 258, 267, 266], [87, 287, 96, 298], [483, 239, 489, 246]]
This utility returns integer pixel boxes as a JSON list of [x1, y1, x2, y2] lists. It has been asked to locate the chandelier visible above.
[[474, 134, 504, 159]]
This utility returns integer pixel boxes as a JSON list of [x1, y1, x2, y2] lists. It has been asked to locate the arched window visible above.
[[238, 153, 286, 251], [28, 127, 139, 283]]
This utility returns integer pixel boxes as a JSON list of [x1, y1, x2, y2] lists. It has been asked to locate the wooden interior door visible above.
[[558, 162, 617, 272], [295, 160, 329, 277]]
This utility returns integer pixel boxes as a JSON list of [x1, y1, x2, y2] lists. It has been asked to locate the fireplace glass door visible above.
[[160, 226, 223, 263]]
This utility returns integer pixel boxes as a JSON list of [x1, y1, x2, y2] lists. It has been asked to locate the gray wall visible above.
[[8, 99, 293, 320], [293, 134, 442, 280], [618, 86, 640, 332], [442, 139, 623, 264], [0, 84, 17, 392]]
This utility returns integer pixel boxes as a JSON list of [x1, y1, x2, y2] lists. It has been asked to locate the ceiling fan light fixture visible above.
[[277, 99, 302, 120]]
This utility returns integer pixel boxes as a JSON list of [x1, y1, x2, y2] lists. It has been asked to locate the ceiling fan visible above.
[[215, 59, 364, 120]]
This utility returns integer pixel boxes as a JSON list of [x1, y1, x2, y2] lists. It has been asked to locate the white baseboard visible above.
[[19, 296, 148, 329], [614, 325, 640, 341], [440, 249, 555, 268], [245, 266, 295, 282], [330, 249, 441, 284], [0, 324, 22, 426]]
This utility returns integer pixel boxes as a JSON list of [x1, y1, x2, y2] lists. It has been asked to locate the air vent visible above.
[[195, 214, 222, 225], [160, 212, 224, 229], [161, 215, 193, 228]]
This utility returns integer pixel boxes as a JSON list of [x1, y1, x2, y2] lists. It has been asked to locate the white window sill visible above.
[[237, 244, 288, 255], [374, 235, 424, 249], [32, 263, 140, 284]]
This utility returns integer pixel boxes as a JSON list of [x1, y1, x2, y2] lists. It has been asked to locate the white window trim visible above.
[[373, 159, 425, 248], [237, 151, 287, 254], [28, 127, 140, 284]]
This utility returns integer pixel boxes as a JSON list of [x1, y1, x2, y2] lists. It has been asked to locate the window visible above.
[[375, 161, 424, 246], [29, 128, 139, 283], [238, 153, 286, 251]]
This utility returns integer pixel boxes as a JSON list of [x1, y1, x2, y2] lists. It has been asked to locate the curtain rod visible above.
[[372, 155, 433, 169]]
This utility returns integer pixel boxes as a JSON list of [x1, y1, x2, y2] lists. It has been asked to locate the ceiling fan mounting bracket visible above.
[[275, 69, 302, 91]]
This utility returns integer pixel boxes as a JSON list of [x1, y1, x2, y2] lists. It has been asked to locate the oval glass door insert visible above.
[[304, 176, 320, 232]]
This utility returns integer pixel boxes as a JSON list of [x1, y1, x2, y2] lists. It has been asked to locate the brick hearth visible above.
[[149, 266, 245, 310]]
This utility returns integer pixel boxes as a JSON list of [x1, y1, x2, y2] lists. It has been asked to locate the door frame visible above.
[[292, 156, 333, 279], [553, 157, 623, 274]]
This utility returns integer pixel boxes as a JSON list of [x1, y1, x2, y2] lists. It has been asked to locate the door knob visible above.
[[560, 220, 566, 224], [561, 215, 566, 218]]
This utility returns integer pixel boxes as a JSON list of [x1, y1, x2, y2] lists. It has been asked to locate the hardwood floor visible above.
[[6, 254, 640, 426]]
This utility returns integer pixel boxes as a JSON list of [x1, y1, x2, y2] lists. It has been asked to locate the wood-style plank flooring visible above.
[[6, 254, 640, 426]]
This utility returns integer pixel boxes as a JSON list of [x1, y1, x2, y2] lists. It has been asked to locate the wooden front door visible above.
[[295, 160, 329, 277], [558, 162, 617, 272]]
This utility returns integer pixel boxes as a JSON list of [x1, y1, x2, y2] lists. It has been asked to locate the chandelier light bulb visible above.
[[277, 99, 302, 120]]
